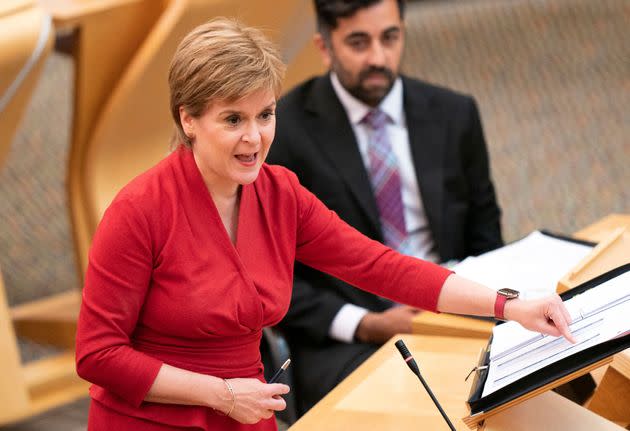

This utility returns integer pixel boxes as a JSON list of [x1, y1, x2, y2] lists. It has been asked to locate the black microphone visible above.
[[395, 339, 456, 431]]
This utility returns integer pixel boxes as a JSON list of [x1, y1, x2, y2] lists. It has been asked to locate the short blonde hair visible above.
[[169, 17, 286, 147]]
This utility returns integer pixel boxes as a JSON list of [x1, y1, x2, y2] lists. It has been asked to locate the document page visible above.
[[481, 271, 630, 397], [453, 231, 592, 299]]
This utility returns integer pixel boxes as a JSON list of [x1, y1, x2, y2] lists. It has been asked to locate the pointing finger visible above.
[[548, 304, 576, 344]]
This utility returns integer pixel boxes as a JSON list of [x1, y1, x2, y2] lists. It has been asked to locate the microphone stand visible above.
[[395, 339, 456, 431]]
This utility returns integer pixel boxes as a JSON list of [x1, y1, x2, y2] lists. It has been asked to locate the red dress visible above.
[[76, 147, 451, 430]]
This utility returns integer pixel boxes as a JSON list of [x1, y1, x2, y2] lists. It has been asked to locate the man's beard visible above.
[[335, 63, 396, 107]]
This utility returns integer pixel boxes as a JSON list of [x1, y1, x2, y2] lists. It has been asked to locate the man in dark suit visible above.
[[267, 0, 503, 414]]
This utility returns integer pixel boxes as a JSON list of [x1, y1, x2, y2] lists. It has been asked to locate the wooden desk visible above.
[[573, 213, 630, 243], [288, 335, 624, 430], [289, 336, 487, 431]]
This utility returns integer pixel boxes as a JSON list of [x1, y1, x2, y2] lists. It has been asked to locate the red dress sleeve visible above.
[[75, 198, 163, 408], [290, 171, 452, 312]]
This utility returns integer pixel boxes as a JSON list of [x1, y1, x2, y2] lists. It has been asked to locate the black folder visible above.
[[465, 263, 630, 426]]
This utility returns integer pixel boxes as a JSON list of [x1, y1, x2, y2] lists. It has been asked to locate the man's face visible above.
[[319, 0, 405, 106]]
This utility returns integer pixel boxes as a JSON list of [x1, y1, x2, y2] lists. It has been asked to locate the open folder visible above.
[[463, 264, 630, 429]]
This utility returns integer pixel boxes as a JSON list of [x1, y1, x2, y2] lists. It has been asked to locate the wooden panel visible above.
[[11, 290, 81, 348], [585, 352, 630, 427], [24, 351, 83, 396], [412, 313, 494, 339], [1, 0, 35, 15], [573, 214, 630, 243], [38, 0, 158, 28], [484, 391, 625, 431], [0, 270, 30, 424], [9, 352, 90, 426], [557, 228, 630, 293]]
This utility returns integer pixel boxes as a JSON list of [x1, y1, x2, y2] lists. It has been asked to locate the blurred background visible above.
[[1, 0, 628, 429]]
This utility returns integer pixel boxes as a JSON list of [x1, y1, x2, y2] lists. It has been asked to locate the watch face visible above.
[[498, 288, 520, 299]]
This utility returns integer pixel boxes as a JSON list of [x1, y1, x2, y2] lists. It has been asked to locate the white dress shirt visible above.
[[328, 73, 439, 342]]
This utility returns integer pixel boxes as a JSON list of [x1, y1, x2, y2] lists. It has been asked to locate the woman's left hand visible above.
[[504, 294, 577, 343]]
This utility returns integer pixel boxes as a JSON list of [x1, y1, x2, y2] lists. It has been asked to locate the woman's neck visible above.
[[192, 151, 240, 200], [191, 151, 241, 244], [213, 188, 241, 245]]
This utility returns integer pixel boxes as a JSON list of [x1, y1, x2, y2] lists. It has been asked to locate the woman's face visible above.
[[180, 89, 276, 196]]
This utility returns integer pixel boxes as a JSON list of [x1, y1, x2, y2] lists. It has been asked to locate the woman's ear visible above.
[[179, 106, 195, 139]]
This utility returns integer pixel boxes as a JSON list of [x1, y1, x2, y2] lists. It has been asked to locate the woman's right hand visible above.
[[219, 378, 290, 424]]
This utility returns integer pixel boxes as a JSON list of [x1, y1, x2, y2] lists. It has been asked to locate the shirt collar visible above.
[[330, 72, 404, 127]]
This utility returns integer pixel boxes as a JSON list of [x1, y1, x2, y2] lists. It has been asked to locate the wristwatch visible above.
[[494, 288, 520, 320]]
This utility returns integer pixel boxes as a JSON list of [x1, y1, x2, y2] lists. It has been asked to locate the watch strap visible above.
[[494, 293, 508, 320]]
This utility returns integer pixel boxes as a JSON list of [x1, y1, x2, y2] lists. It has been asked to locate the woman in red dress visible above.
[[76, 17, 574, 431]]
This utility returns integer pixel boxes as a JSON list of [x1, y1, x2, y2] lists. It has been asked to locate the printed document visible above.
[[482, 270, 630, 397]]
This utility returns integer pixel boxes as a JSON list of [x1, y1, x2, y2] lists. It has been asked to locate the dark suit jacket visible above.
[[267, 74, 503, 414]]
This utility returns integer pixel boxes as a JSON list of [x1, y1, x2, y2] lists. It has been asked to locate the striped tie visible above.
[[362, 109, 407, 251]]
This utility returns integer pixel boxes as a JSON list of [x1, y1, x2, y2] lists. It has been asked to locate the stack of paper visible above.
[[453, 231, 593, 299]]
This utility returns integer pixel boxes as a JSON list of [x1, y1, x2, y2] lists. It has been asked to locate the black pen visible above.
[[268, 359, 291, 383]]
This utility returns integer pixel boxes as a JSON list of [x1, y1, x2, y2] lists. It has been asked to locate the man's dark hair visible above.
[[314, 0, 406, 36]]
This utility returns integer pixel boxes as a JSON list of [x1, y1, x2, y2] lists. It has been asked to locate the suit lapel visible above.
[[403, 77, 445, 245], [304, 76, 382, 235]]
